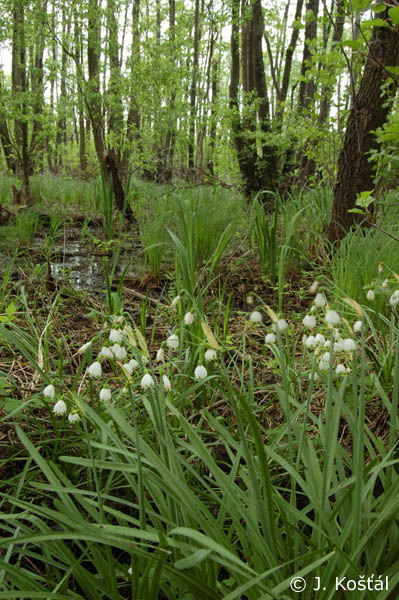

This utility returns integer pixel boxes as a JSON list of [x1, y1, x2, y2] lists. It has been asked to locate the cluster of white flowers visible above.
[[43, 384, 80, 423], [43, 305, 221, 423], [300, 293, 362, 378], [263, 314, 289, 346], [364, 265, 399, 308]]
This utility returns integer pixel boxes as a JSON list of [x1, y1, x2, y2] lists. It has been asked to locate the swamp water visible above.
[[1, 227, 143, 292]]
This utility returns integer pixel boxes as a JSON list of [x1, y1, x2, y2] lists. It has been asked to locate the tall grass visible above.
[[330, 226, 399, 311], [15, 209, 40, 247], [2, 183, 399, 598], [250, 193, 279, 283], [2, 283, 399, 597], [30, 175, 96, 210], [136, 184, 245, 278], [173, 186, 244, 264], [0, 175, 17, 205]]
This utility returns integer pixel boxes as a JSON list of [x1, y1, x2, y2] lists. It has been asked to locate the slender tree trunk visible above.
[[319, 0, 345, 125], [0, 74, 16, 173], [0, 121, 15, 173], [229, 0, 278, 194], [74, 8, 87, 174], [327, 9, 399, 242], [196, 15, 217, 179], [56, 7, 69, 170], [297, 0, 319, 113], [276, 0, 304, 123], [207, 56, 218, 176], [87, 0, 133, 219], [28, 0, 47, 174], [87, 0, 106, 166], [122, 0, 141, 178], [12, 0, 31, 202], [297, 0, 319, 185], [161, 0, 176, 181], [45, 4, 56, 173], [106, 0, 123, 160], [188, 0, 200, 176], [253, 0, 278, 189]]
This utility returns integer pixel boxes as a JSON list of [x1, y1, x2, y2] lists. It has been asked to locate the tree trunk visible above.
[[0, 74, 16, 173], [12, 0, 31, 203], [229, 0, 278, 194], [196, 23, 214, 179], [297, 0, 319, 185], [87, 0, 133, 220], [74, 8, 87, 175], [252, 0, 278, 190], [188, 0, 200, 176], [276, 0, 304, 123], [160, 0, 176, 182], [207, 56, 218, 176], [55, 7, 69, 170], [318, 0, 345, 125], [106, 0, 123, 156], [87, 0, 106, 165], [28, 0, 47, 174], [297, 0, 319, 113], [327, 9, 399, 242], [121, 0, 141, 178]]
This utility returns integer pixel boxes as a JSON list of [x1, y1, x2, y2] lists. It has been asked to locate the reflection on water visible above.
[[1, 230, 141, 291], [49, 240, 140, 290], [51, 258, 105, 290]]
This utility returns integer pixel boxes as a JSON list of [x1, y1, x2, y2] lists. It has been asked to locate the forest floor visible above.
[[0, 203, 391, 458], [2, 178, 399, 597]]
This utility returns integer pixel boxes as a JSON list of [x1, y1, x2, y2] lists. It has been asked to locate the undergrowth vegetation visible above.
[[1, 175, 399, 598]]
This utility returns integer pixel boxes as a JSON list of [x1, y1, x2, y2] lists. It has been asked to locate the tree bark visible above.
[[160, 0, 176, 182], [122, 0, 141, 178], [207, 56, 218, 176], [0, 74, 16, 173], [74, 8, 87, 175], [106, 0, 123, 155], [276, 0, 304, 123], [87, 0, 106, 166], [188, 0, 200, 175], [297, 0, 320, 185], [55, 6, 69, 170], [12, 0, 31, 202], [297, 0, 319, 113], [28, 0, 47, 174], [229, 0, 279, 195], [327, 9, 399, 242], [318, 0, 345, 125]]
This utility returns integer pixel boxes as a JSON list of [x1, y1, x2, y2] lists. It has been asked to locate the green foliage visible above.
[[136, 183, 245, 279], [0, 251, 18, 314], [0, 176, 16, 205], [370, 115, 399, 191], [251, 192, 279, 283], [172, 186, 245, 265], [2, 291, 399, 597], [137, 187, 173, 276], [169, 195, 234, 314], [15, 209, 39, 247], [330, 225, 399, 310], [95, 170, 115, 241], [30, 175, 96, 210]]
